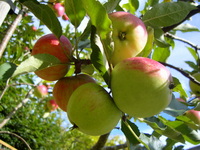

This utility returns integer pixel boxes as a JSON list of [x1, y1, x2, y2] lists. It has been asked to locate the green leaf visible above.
[[163, 94, 188, 117], [140, 134, 164, 150], [152, 47, 170, 62], [165, 120, 200, 144], [12, 54, 61, 77], [22, 0, 62, 38], [65, 0, 86, 28], [122, 0, 139, 14], [137, 26, 154, 57], [90, 26, 110, 85], [154, 28, 171, 47], [0, 62, 17, 81], [121, 120, 141, 146], [104, 0, 121, 13], [144, 117, 185, 143], [142, 1, 197, 27], [187, 47, 199, 62], [81, 0, 112, 39], [172, 77, 188, 98], [174, 23, 200, 32]]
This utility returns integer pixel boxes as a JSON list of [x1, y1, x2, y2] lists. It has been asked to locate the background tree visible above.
[[0, 0, 200, 150]]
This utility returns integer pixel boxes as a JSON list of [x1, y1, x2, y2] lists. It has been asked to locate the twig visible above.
[[160, 62, 200, 86], [0, 89, 32, 129], [162, 5, 200, 33], [0, 131, 32, 150], [165, 33, 200, 50], [0, 6, 26, 58], [90, 133, 110, 150], [102, 143, 127, 150]]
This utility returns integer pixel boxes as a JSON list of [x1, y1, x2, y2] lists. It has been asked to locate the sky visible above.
[[40, 0, 200, 149]]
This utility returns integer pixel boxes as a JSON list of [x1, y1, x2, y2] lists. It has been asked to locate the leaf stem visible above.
[[123, 120, 150, 150]]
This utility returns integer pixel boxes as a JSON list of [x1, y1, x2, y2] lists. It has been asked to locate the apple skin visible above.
[[47, 99, 59, 112], [108, 12, 148, 66], [111, 57, 172, 118], [53, 74, 96, 112], [53, 3, 65, 17], [67, 83, 122, 136], [34, 85, 48, 98], [32, 34, 72, 81], [185, 110, 200, 125], [62, 14, 69, 21], [189, 72, 200, 96]]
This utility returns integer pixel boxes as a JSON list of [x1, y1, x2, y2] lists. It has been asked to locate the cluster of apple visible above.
[[31, 11, 174, 136], [48, 0, 69, 21], [33, 84, 59, 112]]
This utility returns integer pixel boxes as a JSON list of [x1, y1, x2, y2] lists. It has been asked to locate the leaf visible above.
[[22, 0, 62, 38], [172, 77, 188, 98], [137, 26, 154, 57], [144, 117, 185, 143], [81, 0, 112, 39], [152, 47, 170, 62], [163, 94, 188, 117], [121, 120, 141, 146], [12, 54, 61, 77], [154, 28, 171, 47], [65, 0, 86, 28], [142, 1, 197, 27], [0, 62, 17, 81], [90, 26, 110, 85], [140, 134, 164, 150], [174, 23, 200, 32], [122, 0, 139, 14], [104, 0, 121, 13], [187, 47, 199, 62]]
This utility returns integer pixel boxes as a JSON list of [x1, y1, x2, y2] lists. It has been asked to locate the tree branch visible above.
[[165, 32, 200, 50], [162, 5, 200, 33], [90, 133, 110, 150], [0, 131, 32, 150], [160, 62, 200, 86]]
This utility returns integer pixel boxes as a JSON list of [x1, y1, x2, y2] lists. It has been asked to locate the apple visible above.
[[53, 3, 65, 17], [67, 83, 122, 136], [32, 33, 72, 81], [34, 85, 48, 98], [108, 11, 148, 66], [189, 72, 200, 96], [31, 26, 37, 31], [111, 57, 172, 118], [185, 110, 200, 125], [62, 14, 69, 21], [47, 99, 59, 112], [53, 74, 96, 112]]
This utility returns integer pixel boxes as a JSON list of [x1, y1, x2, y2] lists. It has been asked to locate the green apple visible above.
[[32, 33, 72, 81], [111, 57, 172, 118], [53, 74, 96, 112], [67, 83, 122, 136], [34, 85, 48, 98], [108, 11, 148, 66], [189, 72, 200, 96], [185, 110, 200, 125]]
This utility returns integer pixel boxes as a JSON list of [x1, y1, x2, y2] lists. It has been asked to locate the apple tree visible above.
[[1, 0, 200, 149]]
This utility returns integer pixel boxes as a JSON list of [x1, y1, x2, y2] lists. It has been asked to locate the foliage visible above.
[[1, 0, 200, 149]]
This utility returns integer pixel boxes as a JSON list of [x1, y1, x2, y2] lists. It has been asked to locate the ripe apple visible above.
[[53, 74, 96, 112], [185, 110, 200, 125], [108, 11, 148, 66], [67, 83, 122, 136], [189, 72, 200, 96], [31, 26, 37, 31], [47, 99, 59, 112], [53, 3, 65, 17], [62, 14, 69, 21], [111, 57, 172, 118], [34, 85, 48, 98], [32, 33, 72, 81]]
